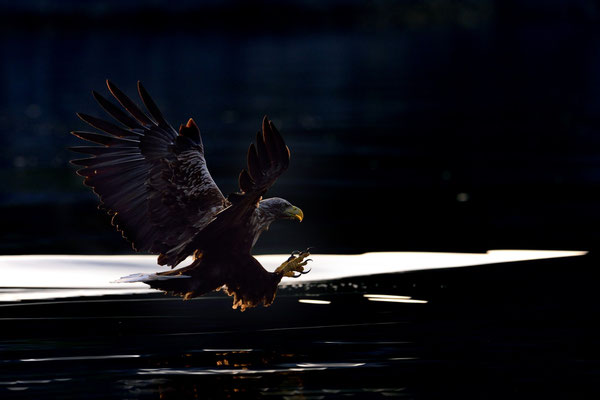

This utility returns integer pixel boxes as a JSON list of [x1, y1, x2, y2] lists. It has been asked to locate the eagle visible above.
[[70, 80, 310, 310]]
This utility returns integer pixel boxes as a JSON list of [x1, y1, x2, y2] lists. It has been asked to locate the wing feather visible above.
[[92, 90, 142, 129], [137, 81, 173, 130], [71, 80, 229, 264], [106, 79, 155, 126], [69, 146, 139, 155], [255, 131, 269, 170], [236, 116, 290, 202], [77, 113, 142, 137], [71, 130, 139, 146]]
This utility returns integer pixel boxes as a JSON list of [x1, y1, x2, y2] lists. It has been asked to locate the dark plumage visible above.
[[71, 80, 308, 310]]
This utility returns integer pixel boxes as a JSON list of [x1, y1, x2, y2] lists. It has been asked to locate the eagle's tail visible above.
[[112, 273, 191, 283], [114, 254, 282, 310]]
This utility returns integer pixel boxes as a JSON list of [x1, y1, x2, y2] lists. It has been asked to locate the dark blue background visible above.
[[1, 0, 600, 254]]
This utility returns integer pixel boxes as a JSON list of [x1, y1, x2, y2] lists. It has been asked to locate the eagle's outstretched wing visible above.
[[71, 80, 229, 265], [155, 116, 292, 266], [216, 116, 290, 225], [237, 116, 291, 204]]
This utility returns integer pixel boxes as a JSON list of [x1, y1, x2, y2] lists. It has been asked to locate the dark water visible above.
[[2, 254, 600, 399]]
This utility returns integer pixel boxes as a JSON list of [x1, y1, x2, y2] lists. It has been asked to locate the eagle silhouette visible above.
[[71, 80, 310, 310]]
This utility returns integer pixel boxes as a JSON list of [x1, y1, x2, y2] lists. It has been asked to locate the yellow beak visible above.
[[284, 205, 304, 222]]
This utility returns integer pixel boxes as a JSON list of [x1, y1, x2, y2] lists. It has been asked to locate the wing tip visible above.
[[136, 81, 145, 97], [105, 79, 122, 98], [136, 80, 146, 98], [186, 118, 197, 129], [105, 79, 116, 95], [178, 118, 201, 142]]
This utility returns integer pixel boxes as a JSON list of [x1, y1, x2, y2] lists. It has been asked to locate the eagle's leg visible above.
[[275, 249, 312, 278]]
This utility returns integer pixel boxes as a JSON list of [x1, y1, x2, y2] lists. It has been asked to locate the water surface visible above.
[[1, 252, 599, 399]]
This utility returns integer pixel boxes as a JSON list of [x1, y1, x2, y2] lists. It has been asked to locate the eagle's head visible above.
[[258, 197, 304, 223]]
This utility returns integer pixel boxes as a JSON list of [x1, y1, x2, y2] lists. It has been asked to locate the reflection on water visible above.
[[0, 314, 420, 398], [1, 331, 419, 398], [19, 354, 142, 363], [1, 252, 599, 398], [364, 294, 411, 299], [364, 294, 428, 304], [0, 250, 586, 301], [135, 364, 366, 376], [298, 299, 331, 305]]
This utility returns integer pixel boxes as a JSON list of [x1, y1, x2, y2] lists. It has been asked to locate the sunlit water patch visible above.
[[0, 250, 586, 302]]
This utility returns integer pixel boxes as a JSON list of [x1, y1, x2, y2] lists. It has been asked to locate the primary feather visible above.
[[71, 81, 228, 265]]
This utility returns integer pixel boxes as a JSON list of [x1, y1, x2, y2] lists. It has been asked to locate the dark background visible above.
[[3, 3, 600, 399], [1, 0, 600, 255]]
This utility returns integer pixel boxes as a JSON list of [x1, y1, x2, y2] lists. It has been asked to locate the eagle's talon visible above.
[[275, 248, 312, 278]]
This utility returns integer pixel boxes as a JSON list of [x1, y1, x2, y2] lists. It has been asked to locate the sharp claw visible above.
[[277, 250, 314, 279]]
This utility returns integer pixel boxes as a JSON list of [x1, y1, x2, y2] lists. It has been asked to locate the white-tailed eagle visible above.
[[71, 80, 310, 310]]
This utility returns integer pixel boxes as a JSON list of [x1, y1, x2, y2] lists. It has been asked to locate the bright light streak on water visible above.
[[137, 367, 327, 375], [263, 250, 588, 283], [0, 288, 154, 302], [200, 349, 254, 352], [364, 294, 428, 304], [298, 299, 331, 304], [368, 298, 428, 304], [20, 354, 141, 362], [0, 250, 587, 301], [363, 294, 412, 299], [296, 363, 365, 368], [137, 362, 365, 377]]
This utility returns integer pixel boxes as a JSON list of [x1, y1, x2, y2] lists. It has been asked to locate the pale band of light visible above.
[[296, 362, 365, 368], [368, 298, 428, 304], [363, 294, 411, 299], [21, 354, 140, 362], [0, 250, 588, 302], [298, 299, 331, 305]]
